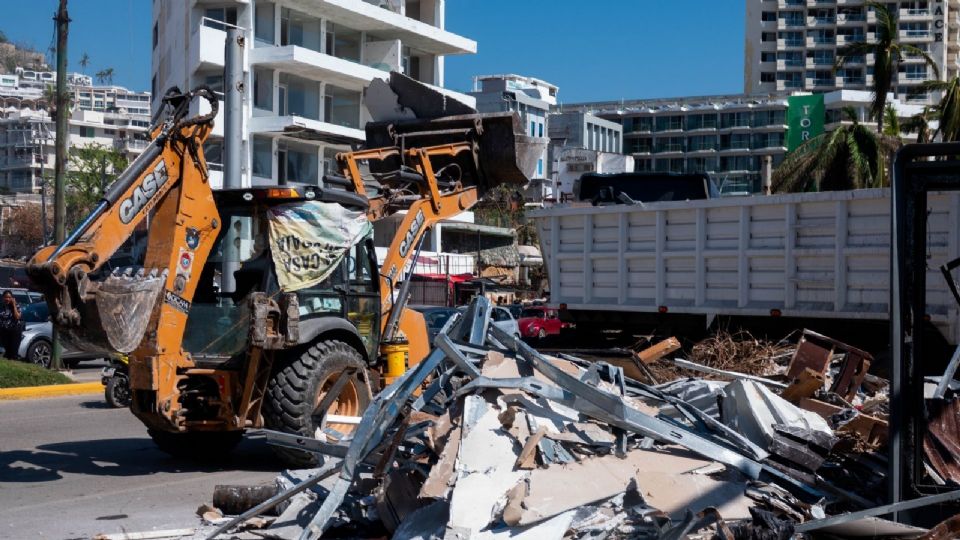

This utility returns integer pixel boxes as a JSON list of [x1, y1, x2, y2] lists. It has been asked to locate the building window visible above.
[[252, 136, 272, 178], [904, 64, 928, 80], [79, 126, 95, 138], [204, 7, 238, 30], [538, 122, 543, 138], [537, 159, 543, 176], [253, 68, 273, 111], [761, 52, 776, 63], [761, 72, 776, 83], [779, 31, 804, 47], [530, 121, 536, 137], [761, 11, 777, 22], [281, 141, 319, 185], [655, 116, 683, 132], [152, 22, 158, 49], [151, 75, 157, 101], [255, 2, 276, 45], [761, 32, 776, 42]]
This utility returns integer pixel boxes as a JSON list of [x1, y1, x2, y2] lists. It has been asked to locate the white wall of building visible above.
[[152, 0, 477, 190]]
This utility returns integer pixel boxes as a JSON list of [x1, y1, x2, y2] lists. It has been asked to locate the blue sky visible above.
[[1, 1, 745, 103]]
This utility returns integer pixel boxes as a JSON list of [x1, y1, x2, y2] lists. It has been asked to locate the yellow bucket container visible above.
[[381, 340, 409, 386]]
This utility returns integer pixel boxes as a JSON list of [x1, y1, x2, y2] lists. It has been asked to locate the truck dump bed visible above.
[[529, 188, 960, 345]]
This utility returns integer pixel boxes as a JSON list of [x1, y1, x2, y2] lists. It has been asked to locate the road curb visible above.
[[0, 381, 103, 400]]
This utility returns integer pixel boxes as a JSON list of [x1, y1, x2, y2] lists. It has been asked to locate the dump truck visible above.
[[27, 74, 541, 464], [529, 186, 960, 360]]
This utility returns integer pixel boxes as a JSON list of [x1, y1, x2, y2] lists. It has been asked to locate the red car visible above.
[[517, 306, 571, 339]]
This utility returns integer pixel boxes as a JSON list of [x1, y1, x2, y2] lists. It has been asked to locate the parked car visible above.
[[457, 305, 520, 339], [15, 302, 104, 368], [517, 305, 572, 340], [412, 306, 459, 343], [7, 288, 43, 306]]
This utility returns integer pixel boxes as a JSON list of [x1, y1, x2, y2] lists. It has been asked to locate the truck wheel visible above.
[[263, 340, 371, 468], [147, 429, 243, 461]]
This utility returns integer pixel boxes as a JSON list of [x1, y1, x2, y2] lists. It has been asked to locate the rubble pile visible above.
[[196, 301, 960, 540]]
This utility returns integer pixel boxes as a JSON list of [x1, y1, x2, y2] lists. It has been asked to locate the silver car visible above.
[[14, 302, 101, 368], [456, 305, 521, 339]]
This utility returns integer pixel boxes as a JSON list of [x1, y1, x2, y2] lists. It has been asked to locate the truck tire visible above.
[[263, 339, 371, 468], [147, 429, 243, 461]]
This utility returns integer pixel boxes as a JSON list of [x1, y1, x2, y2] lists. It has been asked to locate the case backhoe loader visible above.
[[28, 79, 539, 464]]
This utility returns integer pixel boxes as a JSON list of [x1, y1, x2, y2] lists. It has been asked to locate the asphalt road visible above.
[[0, 395, 281, 539]]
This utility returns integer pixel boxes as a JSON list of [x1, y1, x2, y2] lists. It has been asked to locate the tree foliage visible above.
[[916, 77, 960, 142], [772, 108, 899, 193], [2, 205, 51, 257], [473, 185, 537, 246], [65, 144, 128, 228], [95, 67, 115, 86], [835, 1, 939, 130], [883, 104, 901, 137]]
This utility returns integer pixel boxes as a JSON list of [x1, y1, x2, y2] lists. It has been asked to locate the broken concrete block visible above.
[[503, 446, 723, 526], [446, 395, 527, 535]]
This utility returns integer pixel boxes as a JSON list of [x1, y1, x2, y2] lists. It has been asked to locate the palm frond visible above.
[[900, 44, 941, 79]]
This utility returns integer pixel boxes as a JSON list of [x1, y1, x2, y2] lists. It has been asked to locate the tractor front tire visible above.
[[263, 340, 372, 468]]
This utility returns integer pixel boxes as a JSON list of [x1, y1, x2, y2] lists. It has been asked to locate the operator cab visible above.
[[182, 185, 381, 366]]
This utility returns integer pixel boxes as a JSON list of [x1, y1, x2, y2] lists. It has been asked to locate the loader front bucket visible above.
[[364, 112, 547, 198]]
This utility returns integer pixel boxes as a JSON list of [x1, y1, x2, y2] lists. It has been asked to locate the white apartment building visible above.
[[0, 70, 153, 194], [151, 0, 476, 189], [745, 0, 960, 102], [565, 89, 924, 194], [469, 74, 556, 198]]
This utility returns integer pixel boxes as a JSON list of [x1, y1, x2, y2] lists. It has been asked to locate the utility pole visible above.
[[51, 0, 69, 371], [38, 134, 47, 245]]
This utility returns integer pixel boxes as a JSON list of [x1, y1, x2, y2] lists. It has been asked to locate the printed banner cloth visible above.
[[268, 201, 372, 292]]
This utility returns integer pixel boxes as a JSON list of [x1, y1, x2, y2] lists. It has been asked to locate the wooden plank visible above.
[[515, 426, 547, 470], [636, 337, 682, 364], [780, 367, 825, 403]]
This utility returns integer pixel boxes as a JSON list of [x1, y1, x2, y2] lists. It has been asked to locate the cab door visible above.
[[343, 236, 380, 360]]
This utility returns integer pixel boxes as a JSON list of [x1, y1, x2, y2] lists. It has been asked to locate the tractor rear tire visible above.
[[147, 429, 244, 461], [263, 340, 372, 468]]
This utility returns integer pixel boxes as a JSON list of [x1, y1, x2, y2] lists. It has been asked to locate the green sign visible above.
[[786, 94, 825, 151]]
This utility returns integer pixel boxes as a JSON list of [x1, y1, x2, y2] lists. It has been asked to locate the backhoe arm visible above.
[[28, 87, 221, 357]]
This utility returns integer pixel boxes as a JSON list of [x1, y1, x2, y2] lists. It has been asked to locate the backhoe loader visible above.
[[27, 77, 538, 464]]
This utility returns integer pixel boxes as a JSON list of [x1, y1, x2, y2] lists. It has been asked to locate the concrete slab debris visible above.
[[194, 299, 956, 540]]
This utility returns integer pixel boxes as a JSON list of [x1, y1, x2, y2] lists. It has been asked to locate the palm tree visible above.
[[772, 107, 899, 193], [916, 77, 960, 142], [903, 105, 937, 143], [78, 52, 90, 75], [835, 1, 940, 132], [883, 103, 901, 138], [95, 67, 115, 86]]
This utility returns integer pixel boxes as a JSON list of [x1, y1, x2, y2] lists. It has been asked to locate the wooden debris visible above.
[[781, 367, 826, 403], [515, 426, 548, 470], [636, 337, 681, 364]]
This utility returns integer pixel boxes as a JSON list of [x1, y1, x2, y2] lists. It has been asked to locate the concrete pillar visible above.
[[318, 81, 326, 122], [273, 3, 281, 46]]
